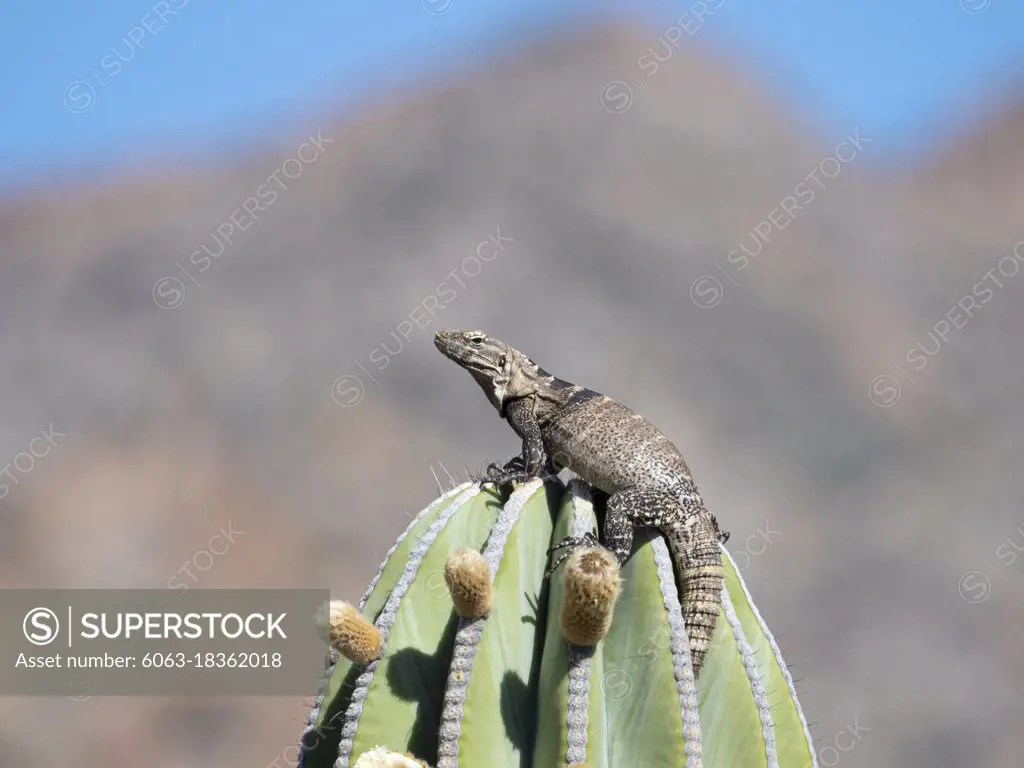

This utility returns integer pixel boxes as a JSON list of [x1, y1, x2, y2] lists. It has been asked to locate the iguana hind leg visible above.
[[605, 488, 722, 676]]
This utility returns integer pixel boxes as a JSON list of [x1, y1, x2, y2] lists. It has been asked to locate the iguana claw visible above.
[[475, 456, 536, 487], [545, 531, 602, 576]]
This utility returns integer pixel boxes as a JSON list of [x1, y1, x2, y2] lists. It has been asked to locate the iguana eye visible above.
[[470, 335, 484, 346]]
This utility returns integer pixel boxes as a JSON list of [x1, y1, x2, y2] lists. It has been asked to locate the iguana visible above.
[[434, 329, 727, 675]]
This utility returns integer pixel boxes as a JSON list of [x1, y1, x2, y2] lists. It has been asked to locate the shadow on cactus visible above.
[[297, 478, 816, 768]]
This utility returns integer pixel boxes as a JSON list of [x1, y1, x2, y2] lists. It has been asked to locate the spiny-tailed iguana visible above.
[[434, 329, 727, 675]]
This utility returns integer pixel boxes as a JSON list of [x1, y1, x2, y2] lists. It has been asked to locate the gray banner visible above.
[[1, 589, 330, 696]]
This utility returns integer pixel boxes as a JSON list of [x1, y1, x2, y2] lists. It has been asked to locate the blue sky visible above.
[[0, 0, 1021, 191]]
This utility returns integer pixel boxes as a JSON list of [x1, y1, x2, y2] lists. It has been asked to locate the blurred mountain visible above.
[[1, 22, 1021, 768]]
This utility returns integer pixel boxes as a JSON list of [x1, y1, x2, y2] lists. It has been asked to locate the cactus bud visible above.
[[444, 547, 493, 619], [353, 746, 431, 767], [314, 599, 381, 664], [560, 546, 621, 646]]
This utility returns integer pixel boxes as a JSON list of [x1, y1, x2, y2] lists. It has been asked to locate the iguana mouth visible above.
[[433, 330, 493, 370]]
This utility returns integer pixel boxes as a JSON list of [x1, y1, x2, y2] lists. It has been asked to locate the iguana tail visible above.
[[667, 512, 723, 677]]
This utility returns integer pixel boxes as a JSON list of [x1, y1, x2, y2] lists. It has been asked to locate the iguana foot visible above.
[[476, 463, 533, 487], [545, 532, 602, 576], [496, 456, 527, 473]]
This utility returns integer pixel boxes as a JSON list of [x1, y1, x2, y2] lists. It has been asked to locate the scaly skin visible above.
[[434, 329, 727, 675]]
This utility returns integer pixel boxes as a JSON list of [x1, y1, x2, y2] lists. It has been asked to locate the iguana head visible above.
[[434, 329, 523, 411]]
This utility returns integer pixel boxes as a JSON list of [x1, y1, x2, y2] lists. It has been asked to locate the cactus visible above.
[[298, 478, 816, 768]]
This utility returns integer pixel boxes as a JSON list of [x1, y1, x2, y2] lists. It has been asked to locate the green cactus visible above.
[[298, 478, 816, 768]]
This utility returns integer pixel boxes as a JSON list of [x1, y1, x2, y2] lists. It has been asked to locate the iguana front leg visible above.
[[481, 397, 549, 485]]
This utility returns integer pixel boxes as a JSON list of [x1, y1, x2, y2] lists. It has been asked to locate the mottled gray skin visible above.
[[434, 329, 726, 675]]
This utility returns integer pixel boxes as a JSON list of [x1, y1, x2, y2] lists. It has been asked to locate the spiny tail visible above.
[[668, 513, 723, 677]]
